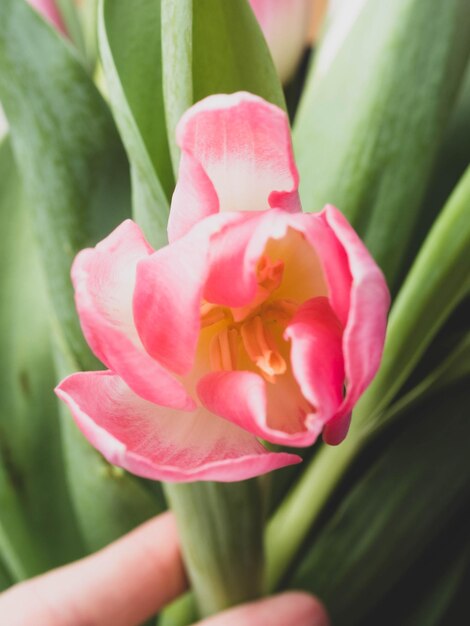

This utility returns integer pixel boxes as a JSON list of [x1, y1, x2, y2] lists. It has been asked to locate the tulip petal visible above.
[[135, 211, 257, 374], [73, 220, 194, 410], [198, 370, 322, 447], [320, 205, 390, 444], [56, 371, 300, 482], [285, 297, 345, 423], [170, 92, 300, 240]]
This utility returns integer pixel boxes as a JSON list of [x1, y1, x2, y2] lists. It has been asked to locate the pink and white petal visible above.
[[291, 210, 352, 327], [168, 152, 219, 243], [73, 220, 193, 410], [171, 92, 300, 237], [198, 370, 322, 447], [56, 371, 300, 483], [320, 205, 390, 445], [204, 209, 311, 308], [285, 297, 345, 424]]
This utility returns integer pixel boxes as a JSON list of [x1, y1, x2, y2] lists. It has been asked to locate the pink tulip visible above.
[[27, 0, 67, 35], [56, 92, 389, 482], [249, 0, 314, 83]]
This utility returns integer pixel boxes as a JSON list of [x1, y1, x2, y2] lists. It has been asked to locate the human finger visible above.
[[194, 591, 330, 626], [0, 511, 187, 626]]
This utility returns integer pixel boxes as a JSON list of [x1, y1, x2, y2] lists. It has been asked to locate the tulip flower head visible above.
[[27, 0, 67, 35], [56, 92, 389, 482], [249, 0, 313, 83]]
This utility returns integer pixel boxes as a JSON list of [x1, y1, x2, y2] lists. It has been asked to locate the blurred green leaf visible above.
[[294, 0, 470, 288], [357, 164, 470, 423], [0, 558, 12, 592], [0, 137, 85, 578], [0, 0, 166, 555], [99, 0, 174, 248], [288, 381, 470, 625], [162, 0, 285, 171], [0, 0, 130, 373]]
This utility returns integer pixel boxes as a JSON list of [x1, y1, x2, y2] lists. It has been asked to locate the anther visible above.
[[210, 327, 238, 371], [240, 315, 287, 380], [201, 302, 226, 328]]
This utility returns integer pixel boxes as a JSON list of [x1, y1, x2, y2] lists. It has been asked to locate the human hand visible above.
[[0, 512, 329, 626]]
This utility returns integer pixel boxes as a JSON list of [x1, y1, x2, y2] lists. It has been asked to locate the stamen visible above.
[[240, 315, 287, 381], [210, 328, 238, 371], [201, 302, 226, 328], [264, 299, 299, 326]]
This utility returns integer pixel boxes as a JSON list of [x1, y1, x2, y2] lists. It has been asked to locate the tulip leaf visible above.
[[99, 0, 174, 248], [0, 558, 11, 592], [356, 164, 470, 423], [0, 1, 165, 555], [288, 381, 470, 625], [162, 0, 285, 171], [0, 0, 130, 373], [294, 0, 470, 288], [0, 136, 85, 578], [161, 0, 193, 172]]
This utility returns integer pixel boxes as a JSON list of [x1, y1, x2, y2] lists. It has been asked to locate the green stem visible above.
[[266, 429, 363, 591], [164, 479, 265, 618]]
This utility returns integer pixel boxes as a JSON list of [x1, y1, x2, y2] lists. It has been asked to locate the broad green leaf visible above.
[[356, 165, 470, 423], [287, 382, 470, 625], [162, 0, 285, 171], [161, 0, 193, 172], [0, 558, 11, 592], [0, 137, 84, 579], [0, 0, 130, 373], [0, 1, 165, 554], [99, 0, 173, 248], [294, 0, 470, 288]]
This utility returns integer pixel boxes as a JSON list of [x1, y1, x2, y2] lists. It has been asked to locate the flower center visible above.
[[201, 255, 298, 383]]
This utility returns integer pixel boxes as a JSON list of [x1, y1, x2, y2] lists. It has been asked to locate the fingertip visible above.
[[277, 591, 330, 626], [196, 590, 330, 626]]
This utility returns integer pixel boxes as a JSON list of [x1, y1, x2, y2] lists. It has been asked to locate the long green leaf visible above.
[[294, 0, 470, 288], [0, 0, 130, 372], [288, 382, 470, 625], [356, 165, 470, 423], [162, 0, 285, 171], [0, 137, 84, 578], [0, 0, 167, 554], [99, 0, 173, 248]]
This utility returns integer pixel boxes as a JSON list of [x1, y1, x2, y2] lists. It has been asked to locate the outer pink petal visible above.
[[56, 371, 300, 483], [320, 205, 390, 444], [167, 152, 219, 243], [73, 220, 194, 411], [169, 92, 300, 241], [27, 0, 67, 35], [285, 297, 345, 424], [198, 371, 322, 447]]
